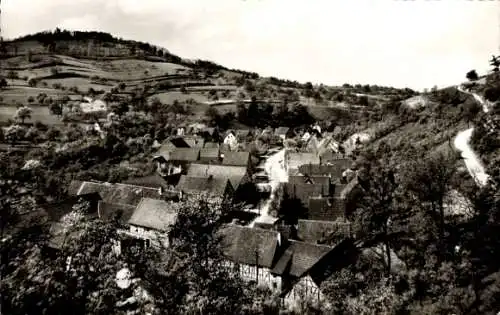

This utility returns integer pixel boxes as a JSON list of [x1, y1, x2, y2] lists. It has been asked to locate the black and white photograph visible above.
[[0, 0, 499, 314]]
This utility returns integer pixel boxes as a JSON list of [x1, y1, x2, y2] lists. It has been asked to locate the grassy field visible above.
[[0, 86, 73, 104], [0, 49, 400, 126], [0, 105, 63, 125]]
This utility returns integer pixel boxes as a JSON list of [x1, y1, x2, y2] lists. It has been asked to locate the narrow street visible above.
[[249, 149, 288, 227]]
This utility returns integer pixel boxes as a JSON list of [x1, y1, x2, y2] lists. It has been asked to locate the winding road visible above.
[[454, 85, 491, 187]]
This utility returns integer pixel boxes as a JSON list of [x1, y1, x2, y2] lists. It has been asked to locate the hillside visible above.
[[0, 29, 417, 127]]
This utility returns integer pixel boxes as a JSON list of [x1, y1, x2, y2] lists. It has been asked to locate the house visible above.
[[301, 131, 312, 143], [222, 151, 251, 169], [125, 198, 178, 247], [307, 197, 344, 221], [297, 219, 352, 245], [223, 130, 239, 151], [176, 127, 185, 136], [219, 224, 284, 291], [286, 182, 330, 205], [286, 175, 331, 205], [80, 98, 107, 113], [288, 175, 330, 195], [304, 135, 321, 154], [68, 181, 166, 222], [154, 147, 201, 176], [186, 163, 249, 190], [275, 127, 290, 141], [176, 175, 234, 201], [317, 137, 344, 164], [287, 153, 320, 175], [271, 240, 355, 309]]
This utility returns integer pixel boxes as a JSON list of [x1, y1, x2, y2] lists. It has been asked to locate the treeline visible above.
[[6, 28, 183, 63]]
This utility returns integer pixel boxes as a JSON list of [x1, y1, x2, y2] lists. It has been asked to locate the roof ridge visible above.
[[288, 239, 334, 249]]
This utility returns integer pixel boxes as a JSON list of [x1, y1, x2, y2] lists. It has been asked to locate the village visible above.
[[2, 5, 500, 311], [42, 122, 363, 309]]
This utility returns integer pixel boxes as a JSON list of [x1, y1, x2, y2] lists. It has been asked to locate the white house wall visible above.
[[222, 261, 282, 293], [223, 134, 238, 151], [124, 225, 169, 248]]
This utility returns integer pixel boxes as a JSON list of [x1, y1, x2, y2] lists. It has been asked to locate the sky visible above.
[[2, 0, 499, 91]]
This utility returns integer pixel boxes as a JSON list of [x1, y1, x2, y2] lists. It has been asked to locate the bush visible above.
[[28, 78, 38, 87], [466, 70, 479, 81]]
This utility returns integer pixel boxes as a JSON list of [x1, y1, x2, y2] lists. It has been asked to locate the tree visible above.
[[14, 106, 32, 124], [4, 125, 27, 143], [489, 55, 499, 73], [401, 152, 457, 259], [205, 107, 220, 126], [352, 161, 399, 276], [46, 126, 61, 141], [466, 70, 479, 81], [0, 77, 7, 89], [49, 103, 63, 117], [7, 71, 18, 80], [28, 78, 38, 87], [461, 99, 481, 127], [484, 86, 500, 102]]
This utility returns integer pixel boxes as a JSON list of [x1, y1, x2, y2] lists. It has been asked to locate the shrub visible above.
[[28, 78, 38, 87]]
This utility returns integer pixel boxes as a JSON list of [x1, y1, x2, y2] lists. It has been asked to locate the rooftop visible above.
[[186, 163, 247, 189], [128, 198, 178, 232], [219, 224, 281, 268], [271, 240, 333, 278], [176, 175, 231, 196], [222, 151, 250, 167]]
